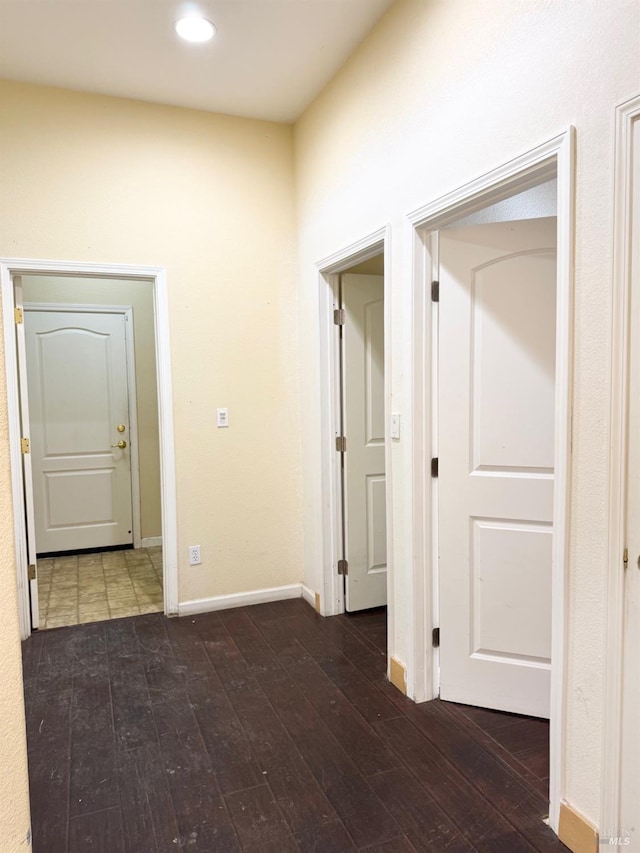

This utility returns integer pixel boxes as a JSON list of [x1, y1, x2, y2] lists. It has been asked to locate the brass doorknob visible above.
[[111, 439, 127, 449], [116, 424, 126, 433]]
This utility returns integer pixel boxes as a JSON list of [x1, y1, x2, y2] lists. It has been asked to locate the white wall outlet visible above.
[[188, 545, 201, 565], [216, 407, 229, 428]]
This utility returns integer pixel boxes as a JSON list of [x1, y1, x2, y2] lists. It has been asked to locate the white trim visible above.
[[5, 279, 31, 638], [549, 126, 576, 837], [406, 224, 440, 703], [316, 225, 392, 630], [301, 584, 316, 608], [22, 302, 143, 550], [317, 269, 344, 617], [179, 583, 304, 616], [13, 279, 41, 629], [141, 536, 163, 549], [0, 258, 179, 635], [123, 306, 142, 550], [153, 267, 179, 617], [408, 128, 575, 835], [408, 134, 561, 228], [315, 228, 388, 274], [382, 234, 394, 674], [602, 93, 640, 837]]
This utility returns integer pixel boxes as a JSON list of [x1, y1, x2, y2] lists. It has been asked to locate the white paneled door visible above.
[[342, 274, 387, 612], [438, 218, 557, 718], [24, 308, 134, 554]]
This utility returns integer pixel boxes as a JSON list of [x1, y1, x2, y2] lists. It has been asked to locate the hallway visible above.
[[22, 599, 566, 851]]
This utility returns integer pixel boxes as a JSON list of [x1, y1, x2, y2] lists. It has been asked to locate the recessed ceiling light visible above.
[[175, 16, 216, 43]]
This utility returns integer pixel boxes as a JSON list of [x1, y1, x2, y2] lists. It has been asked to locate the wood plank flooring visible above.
[[22, 600, 567, 852]]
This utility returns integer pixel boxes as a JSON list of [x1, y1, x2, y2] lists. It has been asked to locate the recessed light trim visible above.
[[175, 16, 215, 43]]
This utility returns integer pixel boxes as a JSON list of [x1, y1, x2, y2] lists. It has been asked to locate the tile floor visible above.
[[37, 547, 163, 630]]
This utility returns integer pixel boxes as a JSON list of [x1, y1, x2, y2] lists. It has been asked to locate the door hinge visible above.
[[14, 307, 23, 324], [432, 627, 440, 647], [623, 547, 629, 569], [337, 559, 348, 576], [28, 565, 36, 581], [336, 436, 347, 452], [431, 280, 440, 302], [333, 308, 345, 326], [431, 457, 438, 477], [21, 437, 30, 454]]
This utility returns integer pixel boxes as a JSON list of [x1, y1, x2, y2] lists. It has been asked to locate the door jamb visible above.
[[602, 93, 640, 837], [22, 302, 143, 550], [1, 259, 179, 639], [315, 226, 392, 628], [407, 128, 575, 834]]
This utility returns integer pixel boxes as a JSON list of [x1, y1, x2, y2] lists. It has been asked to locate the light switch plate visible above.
[[217, 407, 229, 428]]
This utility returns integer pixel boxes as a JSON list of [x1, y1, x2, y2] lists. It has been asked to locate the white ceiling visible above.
[[0, 0, 393, 123]]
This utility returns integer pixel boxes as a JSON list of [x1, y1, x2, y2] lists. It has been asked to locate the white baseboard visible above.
[[141, 536, 162, 548], [178, 583, 305, 616], [301, 584, 316, 608]]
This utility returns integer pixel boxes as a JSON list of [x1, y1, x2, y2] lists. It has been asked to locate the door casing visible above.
[[409, 129, 575, 834], [1, 259, 179, 639], [316, 227, 392, 629], [602, 93, 640, 841]]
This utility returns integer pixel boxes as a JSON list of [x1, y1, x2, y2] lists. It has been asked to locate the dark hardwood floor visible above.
[[22, 599, 567, 852]]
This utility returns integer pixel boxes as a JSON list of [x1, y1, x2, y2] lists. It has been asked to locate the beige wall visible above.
[[0, 81, 302, 606], [294, 0, 640, 828], [22, 275, 162, 541], [0, 82, 302, 843]]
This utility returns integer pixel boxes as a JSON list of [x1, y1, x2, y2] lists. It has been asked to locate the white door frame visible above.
[[408, 128, 575, 834], [602, 94, 640, 838], [316, 226, 392, 623], [1, 259, 179, 639], [23, 302, 143, 551]]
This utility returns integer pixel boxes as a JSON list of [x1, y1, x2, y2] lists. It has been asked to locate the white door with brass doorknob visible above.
[[24, 308, 134, 554]]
